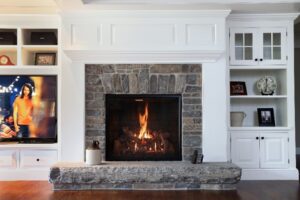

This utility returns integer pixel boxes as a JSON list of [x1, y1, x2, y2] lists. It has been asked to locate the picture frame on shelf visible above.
[[257, 108, 275, 127], [230, 81, 247, 95], [35, 53, 56, 65]]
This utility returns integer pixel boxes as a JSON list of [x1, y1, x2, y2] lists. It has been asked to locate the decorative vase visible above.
[[86, 140, 101, 165], [230, 112, 247, 127]]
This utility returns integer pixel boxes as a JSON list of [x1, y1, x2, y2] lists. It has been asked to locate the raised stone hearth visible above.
[[49, 162, 241, 190]]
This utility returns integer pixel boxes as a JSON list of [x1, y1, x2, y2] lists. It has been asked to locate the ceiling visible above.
[[0, 0, 299, 14]]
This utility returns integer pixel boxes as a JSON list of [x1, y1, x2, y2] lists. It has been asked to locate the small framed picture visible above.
[[230, 81, 247, 95], [35, 53, 56, 65], [257, 108, 275, 126]]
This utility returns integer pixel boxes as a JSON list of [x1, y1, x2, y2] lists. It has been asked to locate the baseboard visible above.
[[296, 147, 300, 155], [241, 168, 299, 180], [0, 169, 50, 180]]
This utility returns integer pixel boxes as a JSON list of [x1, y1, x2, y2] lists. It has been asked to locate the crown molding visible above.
[[61, 10, 231, 19], [228, 13, 299, 21]]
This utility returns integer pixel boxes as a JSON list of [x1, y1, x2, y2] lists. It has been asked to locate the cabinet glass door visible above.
[[230, 28, 258, 65], [260, 28, 287, 65]]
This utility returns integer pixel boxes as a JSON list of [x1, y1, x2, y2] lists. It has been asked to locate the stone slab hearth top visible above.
[[49, 162, 241, 191]]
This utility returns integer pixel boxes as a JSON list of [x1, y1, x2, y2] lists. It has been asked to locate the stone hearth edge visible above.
[[49, 162, 241, 190]]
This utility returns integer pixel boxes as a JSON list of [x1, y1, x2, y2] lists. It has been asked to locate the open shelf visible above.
[[22, 29, 57, 45], [230, 69, 287, 96], [22, 46, 57, 66], [230, 98, 287, 127], [0, 47, 18, 65]]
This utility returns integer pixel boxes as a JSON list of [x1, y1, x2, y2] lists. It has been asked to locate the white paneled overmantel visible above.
[[62, 10, 230, 62]]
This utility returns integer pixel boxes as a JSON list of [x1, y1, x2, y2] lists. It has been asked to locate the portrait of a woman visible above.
[[13, 83, 34, 138]]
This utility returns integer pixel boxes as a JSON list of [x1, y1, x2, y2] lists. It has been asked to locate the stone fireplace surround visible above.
[[85, 64, 202, 162], [49, 64, 241, 190]]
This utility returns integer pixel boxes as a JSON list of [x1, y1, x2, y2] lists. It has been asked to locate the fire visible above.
[[138, 103, 152, 139]]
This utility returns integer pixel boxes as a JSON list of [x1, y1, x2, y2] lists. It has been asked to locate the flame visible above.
[[138, 103, 152, 139]]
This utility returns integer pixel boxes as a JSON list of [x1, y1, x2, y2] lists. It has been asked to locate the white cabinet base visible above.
[[0, 169, 51, 180], [241, 168, 299, 180]]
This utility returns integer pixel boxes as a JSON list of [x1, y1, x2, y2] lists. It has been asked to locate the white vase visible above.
[[230, 112, 246, 127], [85, 149, 102, 165]]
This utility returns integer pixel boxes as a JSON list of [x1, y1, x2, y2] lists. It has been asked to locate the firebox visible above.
[[105, 94, 182, 161]]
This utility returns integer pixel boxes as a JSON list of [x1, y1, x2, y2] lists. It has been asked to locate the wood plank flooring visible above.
[[0, 181, 299, 200]]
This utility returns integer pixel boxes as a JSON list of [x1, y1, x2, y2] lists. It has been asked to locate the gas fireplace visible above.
[[106, 94, 182, 161]]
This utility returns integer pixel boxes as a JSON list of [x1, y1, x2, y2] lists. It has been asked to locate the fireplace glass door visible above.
[[106, 94, 182, 161]]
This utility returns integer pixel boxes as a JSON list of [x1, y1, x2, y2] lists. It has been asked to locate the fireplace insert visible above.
[[105, 94, 182, 161]]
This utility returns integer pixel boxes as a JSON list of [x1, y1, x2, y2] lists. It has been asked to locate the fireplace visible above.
[[106, 94, 182, 161], [85, 64, 202, 162]]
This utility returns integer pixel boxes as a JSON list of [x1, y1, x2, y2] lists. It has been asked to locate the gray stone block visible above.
[[149, 75, 158, 93], [158, 75, 169, 93]]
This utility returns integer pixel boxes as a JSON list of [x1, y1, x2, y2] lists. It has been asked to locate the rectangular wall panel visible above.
[[186, 24, 216, 46], [71, 24, 101, 47], [111, 24, 176, 47]]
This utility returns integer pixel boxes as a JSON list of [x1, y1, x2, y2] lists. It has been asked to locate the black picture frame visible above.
[[35, 53, 56, 65], [257, 108, 275, 126], [230, 81, 247, 95]]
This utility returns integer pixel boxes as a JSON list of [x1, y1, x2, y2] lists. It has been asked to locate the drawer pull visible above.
[[36, 158, 40, 162]]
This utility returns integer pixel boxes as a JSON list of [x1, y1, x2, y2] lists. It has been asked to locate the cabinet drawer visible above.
[[20, 150, 57, 168], [0, 150, 17, 168]]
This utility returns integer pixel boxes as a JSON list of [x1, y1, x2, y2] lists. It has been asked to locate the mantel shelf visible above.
[[63, 50, 224, 63]]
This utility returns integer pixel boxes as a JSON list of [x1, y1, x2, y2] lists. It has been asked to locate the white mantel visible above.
[[61, 10, 230, 162]]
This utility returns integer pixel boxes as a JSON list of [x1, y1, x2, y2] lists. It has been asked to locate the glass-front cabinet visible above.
[[229, 27, 287, 66]]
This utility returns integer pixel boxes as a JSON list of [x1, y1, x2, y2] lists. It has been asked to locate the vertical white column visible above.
[[202, 56, 228, 162], [60, 57, 85, 162]]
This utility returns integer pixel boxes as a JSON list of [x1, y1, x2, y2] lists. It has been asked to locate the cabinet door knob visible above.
[[260, 58, 263, 61], [261, 137, 265, 140], [36, 158, 40, 162], [256, 137, 259, 140], [255, 58, 258, 61]]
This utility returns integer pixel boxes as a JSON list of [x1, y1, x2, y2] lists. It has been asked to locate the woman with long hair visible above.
[[13, 83, 34, 138]]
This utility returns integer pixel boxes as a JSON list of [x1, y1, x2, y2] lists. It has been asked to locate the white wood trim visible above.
[[0, 169, 51, 180], [241, 168, 299, 180], [63, 50, 224, 63], [228, 13, 299, 21], [62, 10, 231, 19]]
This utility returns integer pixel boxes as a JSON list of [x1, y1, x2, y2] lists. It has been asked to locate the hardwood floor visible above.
[[0, 181, 299, 200]]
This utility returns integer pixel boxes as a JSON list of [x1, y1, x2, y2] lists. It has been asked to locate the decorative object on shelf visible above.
[[86, 140, 101, 165], [230, 111, 246, 127], [0, 32, 17, 45], [256, 76, 277, 95], [30, 32, 57, 45], [0, 55, 14, 65], [257, 108, 275, 126], [35, 53, 56, 65], [230, 81, 247, 95], [191, 150, 204, 164]]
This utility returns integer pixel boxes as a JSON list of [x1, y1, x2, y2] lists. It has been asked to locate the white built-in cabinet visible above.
[[0, 15, 60, 180], [231, 131, 289, 169], [228, 14, 297, 179], [229, 27, 287, 66]]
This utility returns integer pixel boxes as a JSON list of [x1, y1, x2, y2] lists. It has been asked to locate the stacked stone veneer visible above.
[[85, 64, 202, 161]]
